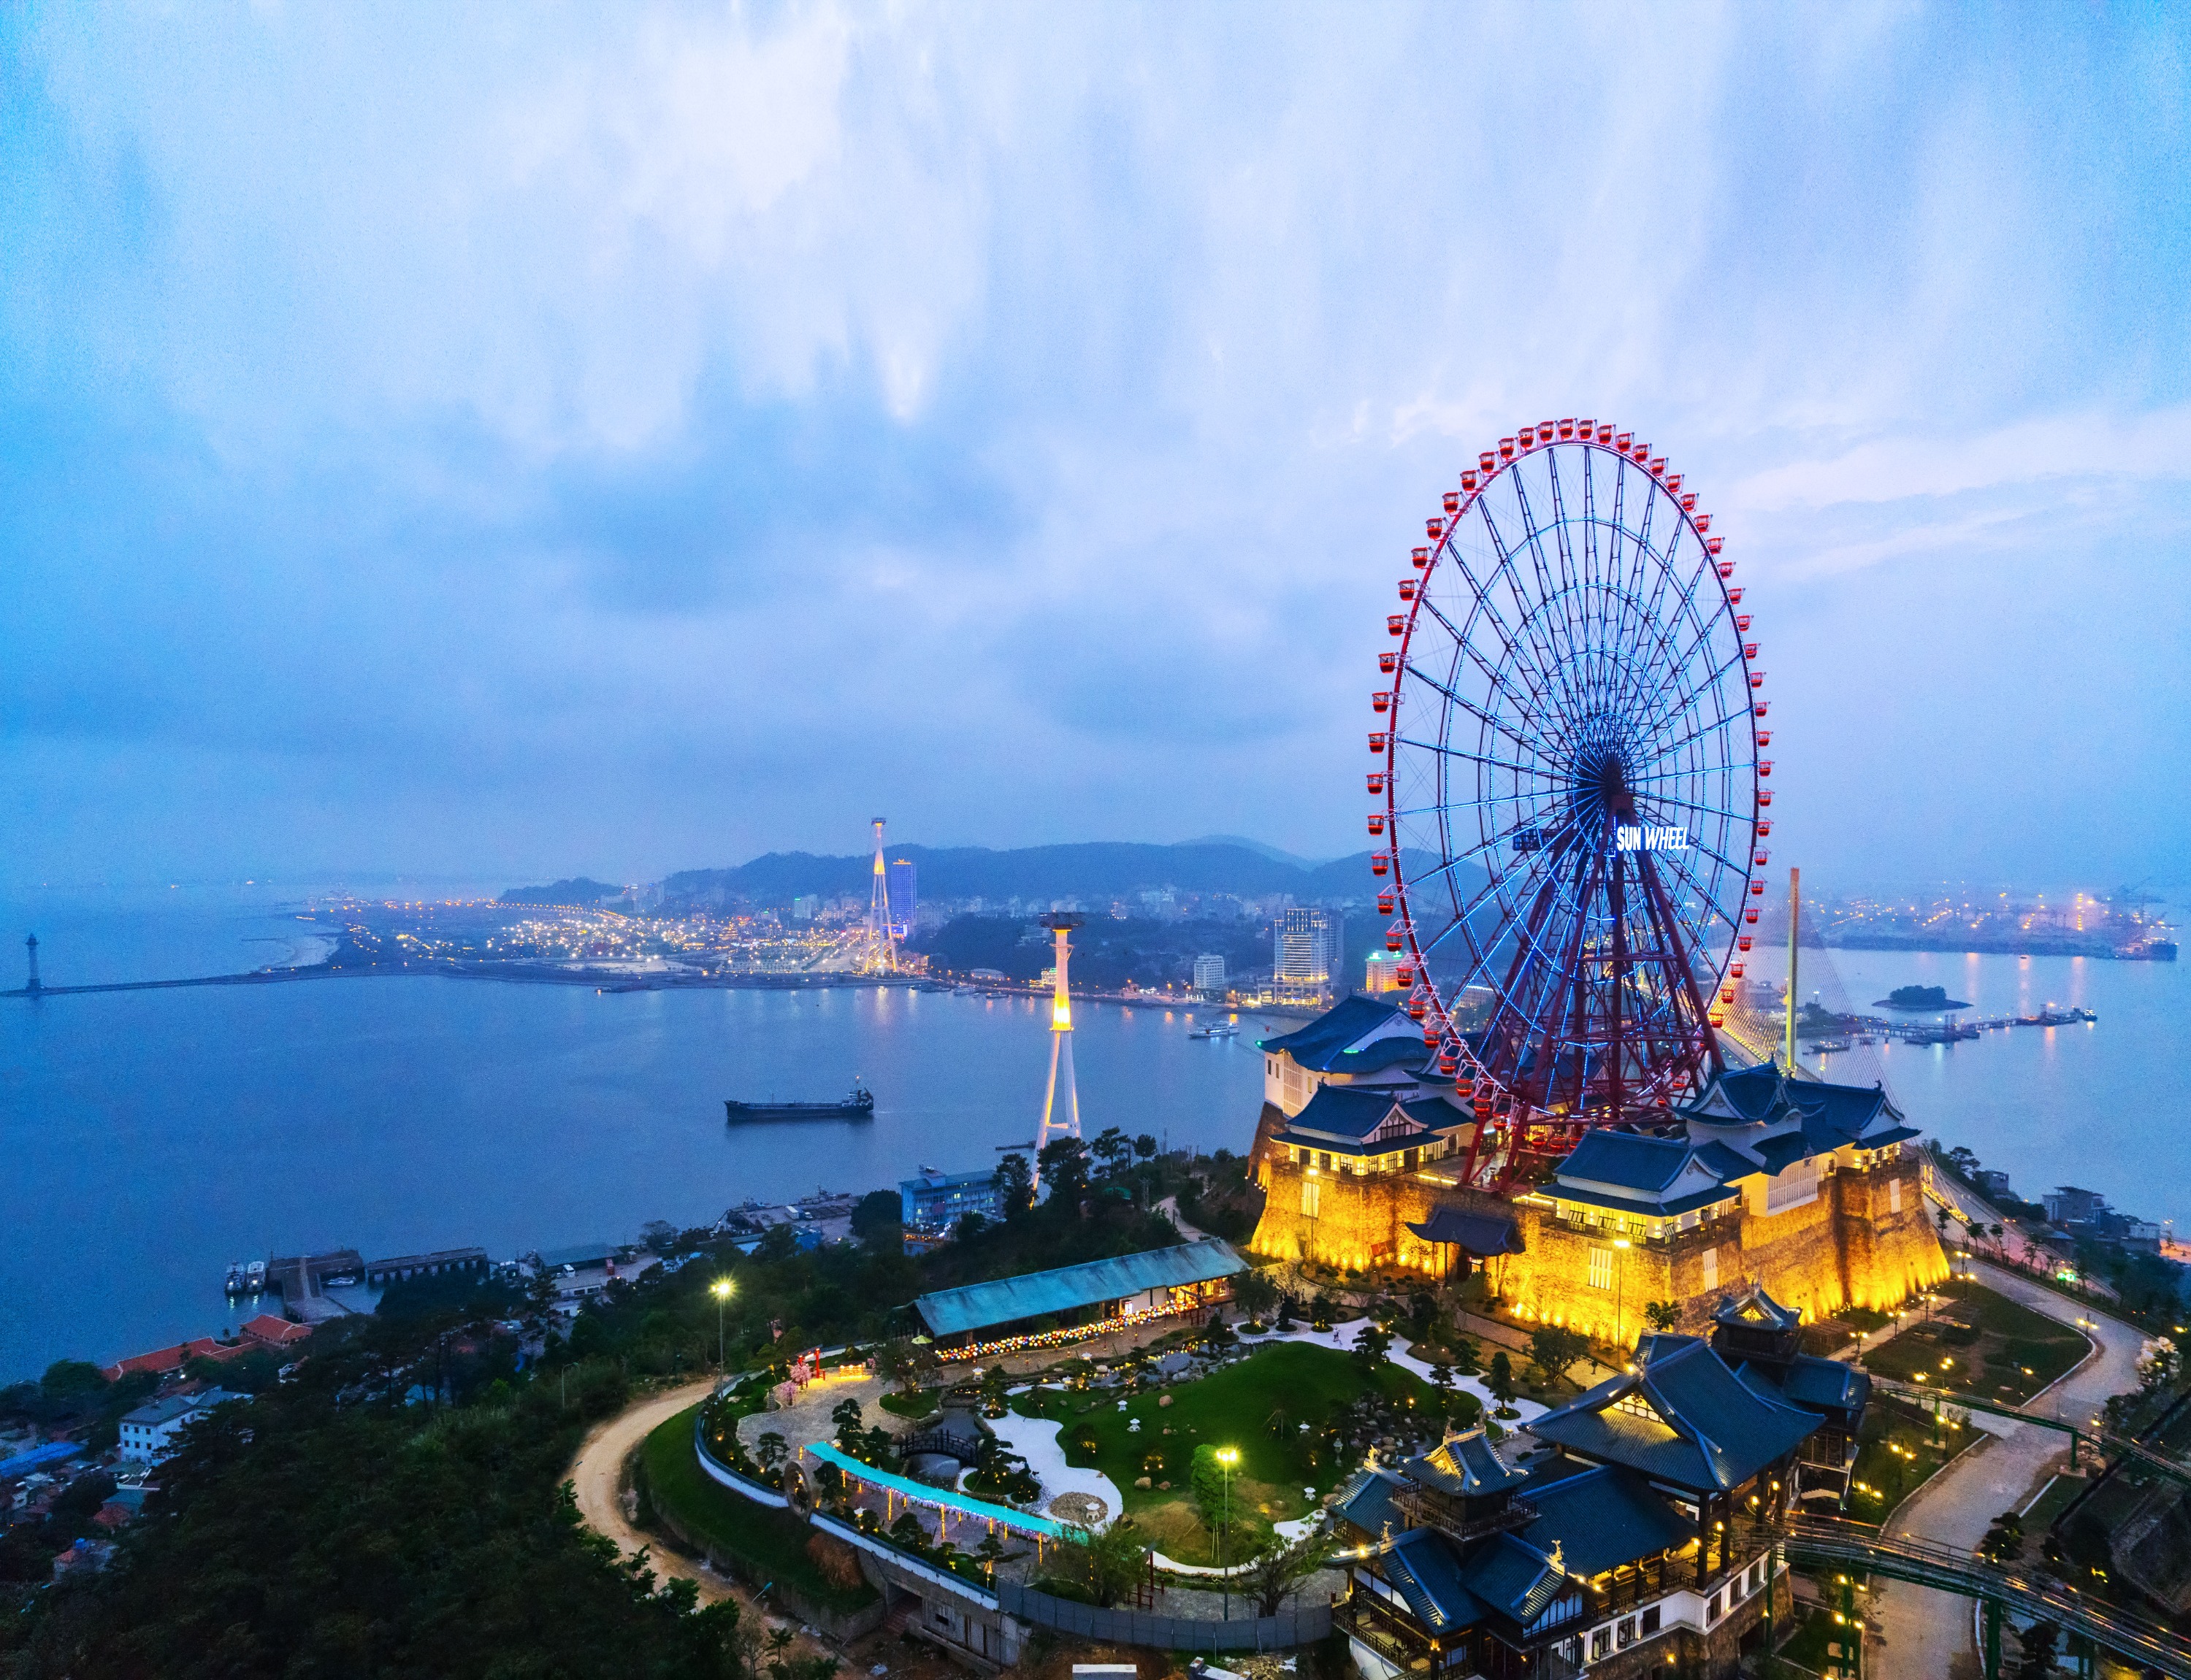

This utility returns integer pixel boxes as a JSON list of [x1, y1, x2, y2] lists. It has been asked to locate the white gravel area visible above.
[[983, 1407, 1125, 1522]]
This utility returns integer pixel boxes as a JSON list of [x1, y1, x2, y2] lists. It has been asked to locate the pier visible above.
[[364, 1246, 489, 1286], [267, 1249, 364, 1324]]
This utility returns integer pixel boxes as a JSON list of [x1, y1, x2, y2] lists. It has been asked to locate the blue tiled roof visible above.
[[1271, 999, 1402, 1065], [1529, 1335, 1822, 1493], [1403, 1428, 1531, 1499], [1385, 1528, 1491, 1631], [1778, 1354, 1870, 1413], [1693, 1141, 1757, 1181], [914, 1238, 1242, 1337], [1335, 1468, 1407, 1540], [1518, 1463, 1694, 1576], [1545, 1181, 1738, 1219], [1559, 1130, 1693, 1192], [1407, 1208, 1524, 1255], [1715, 1285, 1801, 1331], [1275, 1124, 1441, 1160], [1286, 1086, 1407, 1141], [1456, 1532, 1567, 1624]]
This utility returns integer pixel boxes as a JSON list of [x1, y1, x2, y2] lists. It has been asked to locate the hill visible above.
[[498, 877, 625, 906], [659, 840, 1383, 908]]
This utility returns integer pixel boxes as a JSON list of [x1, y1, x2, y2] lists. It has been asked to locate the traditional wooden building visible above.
[[1336, 1327, 1859, 1679]]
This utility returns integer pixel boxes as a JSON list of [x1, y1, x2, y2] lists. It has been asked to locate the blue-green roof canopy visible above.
[[914, 1238, 1245, 1338]]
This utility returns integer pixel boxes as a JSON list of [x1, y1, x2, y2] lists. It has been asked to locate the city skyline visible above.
[[2, 5, 2186, 894]]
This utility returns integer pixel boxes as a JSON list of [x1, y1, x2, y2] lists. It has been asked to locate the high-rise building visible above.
[[1273, 906, 1341, 993], [1192, 954, 1226, 996], [1363, 952, 1403, 993], [887, 858, 917, 940]]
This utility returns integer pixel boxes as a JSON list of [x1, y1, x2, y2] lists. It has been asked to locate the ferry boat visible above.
[[724, 1083, 876, 1123], [223, 1261, 248, 1295], [1188, 1023, 1239, 1040]]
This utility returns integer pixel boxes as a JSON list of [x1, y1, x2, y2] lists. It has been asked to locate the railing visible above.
[[693, 1412, 789, 1508], [1783, 1515, 2191, 1679], [998, 1581, 1330, 1652]]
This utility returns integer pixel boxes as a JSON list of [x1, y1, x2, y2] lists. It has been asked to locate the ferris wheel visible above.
[[1369, 418, 1769, 1187]]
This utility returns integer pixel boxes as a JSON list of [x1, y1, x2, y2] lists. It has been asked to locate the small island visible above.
[[1874, 983, 1971, 1010]]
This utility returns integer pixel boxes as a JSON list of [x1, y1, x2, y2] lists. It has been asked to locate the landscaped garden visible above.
[[1010, 1338, 1467, 1564], [1859, 1283, 2090, 1405]]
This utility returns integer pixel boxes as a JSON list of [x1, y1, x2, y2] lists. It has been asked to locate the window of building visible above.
[[1589, 1246, 1614, 1290], [1706, 1590, 1723, 1624], [1590, 1629, 1611, 1660], [1319, 1151, 1331, 1171], [1301, 1179, 1322, 1219], [1640, 1606, 1661, 1636], [1889, 1178, 1902, 1214], [1701, 1246, 1718, 1290], [1748, 1562, 1762, 1594], [1617, 1616, 1634, 1649]]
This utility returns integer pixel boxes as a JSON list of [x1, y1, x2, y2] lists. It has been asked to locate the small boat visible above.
[[725, 1084, 876, 1123], [1188, 1024, 1239, 1040], [223, 1262, 248, 1295]]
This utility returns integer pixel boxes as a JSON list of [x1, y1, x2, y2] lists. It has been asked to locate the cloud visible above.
[[1, 2, 2187, 890]]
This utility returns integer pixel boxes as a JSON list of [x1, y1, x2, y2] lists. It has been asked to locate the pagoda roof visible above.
[[1258, 996, 1427, 1074], [1282, 1086, 1466, 1148], [1402, 1427, 1532, 1499], [1518, 1462, 1695, 1577], [1714, 1284, 1802, 1332], [1528, 1334, 1822, 1494], [1383, 1527, 1491, 1632], [1407, 1207, 1525, 1256]]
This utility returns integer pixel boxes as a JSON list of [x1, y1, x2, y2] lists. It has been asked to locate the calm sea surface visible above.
[[0, 891, 2182, 1381], [0, 888, 1269, 1381]]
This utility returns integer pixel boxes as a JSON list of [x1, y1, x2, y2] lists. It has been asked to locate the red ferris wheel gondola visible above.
[[1375, 418, 1764, 1189]]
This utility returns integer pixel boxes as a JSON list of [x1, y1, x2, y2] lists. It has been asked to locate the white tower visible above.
[[865, 817, 897, 975], [1033, 913, 1085, 1192]]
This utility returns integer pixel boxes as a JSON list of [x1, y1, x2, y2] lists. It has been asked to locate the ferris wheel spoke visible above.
[[1466, 500, 1583, 715], [1409, 588, 1562, 739], [1396, 661, 1557, 763]]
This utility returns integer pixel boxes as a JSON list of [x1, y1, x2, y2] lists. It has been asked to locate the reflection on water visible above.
[[1794, 951, 2184, 1232]]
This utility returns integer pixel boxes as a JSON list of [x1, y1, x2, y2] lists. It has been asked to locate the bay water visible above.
[[1, 890, 2182, 1381]]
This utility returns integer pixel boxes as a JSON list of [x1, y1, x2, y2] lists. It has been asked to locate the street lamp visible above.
[[712, 1278, 735, 1374], [1216, 1446, 1240, 1618]]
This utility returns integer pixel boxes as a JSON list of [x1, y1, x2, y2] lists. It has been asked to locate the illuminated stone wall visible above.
[[1494, 1154, 1948, 1334], [1253, 1151, 1949, 1333], [1248, 1161, 1511, 1276]]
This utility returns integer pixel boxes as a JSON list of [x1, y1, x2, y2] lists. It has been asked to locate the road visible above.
[[568, 1378, 733, 1604], [1862, 1261, 2146, 1678]]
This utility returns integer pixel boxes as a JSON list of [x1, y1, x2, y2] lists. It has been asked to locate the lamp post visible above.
[[1216, 1446, 1240, 1619], [712, 1278, 735, 1376]]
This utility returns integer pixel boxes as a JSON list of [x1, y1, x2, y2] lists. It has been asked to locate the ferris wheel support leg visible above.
[[1633, 847, 1727, 1086]]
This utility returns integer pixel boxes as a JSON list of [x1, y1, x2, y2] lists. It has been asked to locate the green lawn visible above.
[[879, 1388, 941, 1419], [641, 1405, 876, 1611], [1011, 1341, 1467, 1562], [1845, 1398, 1968, 1524], [1860, 1285, 2088, 1405]]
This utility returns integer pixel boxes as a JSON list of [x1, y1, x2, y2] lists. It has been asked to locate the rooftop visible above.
[[914, 1238, 1244, 1337]]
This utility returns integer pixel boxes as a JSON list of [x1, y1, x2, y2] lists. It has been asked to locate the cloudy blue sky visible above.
[[1, 3, 2185, 894]]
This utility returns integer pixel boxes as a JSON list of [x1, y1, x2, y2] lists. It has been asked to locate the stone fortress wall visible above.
[[1248, 1148, 1949, 1335]]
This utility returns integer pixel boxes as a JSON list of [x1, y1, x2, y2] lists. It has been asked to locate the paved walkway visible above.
[[1862, 1262, 2144, 1679]]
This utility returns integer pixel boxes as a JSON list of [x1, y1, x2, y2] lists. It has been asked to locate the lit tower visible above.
[[23, 935, 39, 995], [1033, 913, 1085, 1192], [865, 818, 897, 975]]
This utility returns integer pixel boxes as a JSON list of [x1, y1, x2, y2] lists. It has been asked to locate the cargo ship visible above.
[[724, 1083, 875, 1123]]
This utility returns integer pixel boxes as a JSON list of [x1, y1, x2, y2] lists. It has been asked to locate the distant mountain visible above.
[[1172, 835, 1339, 870], [500, 877, 625, 906], [659, 840, 1391, 908]]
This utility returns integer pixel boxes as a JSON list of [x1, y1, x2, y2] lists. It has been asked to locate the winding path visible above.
[[1862, 1262, 2144, 1677], [568, 1378, 732, 1603]]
